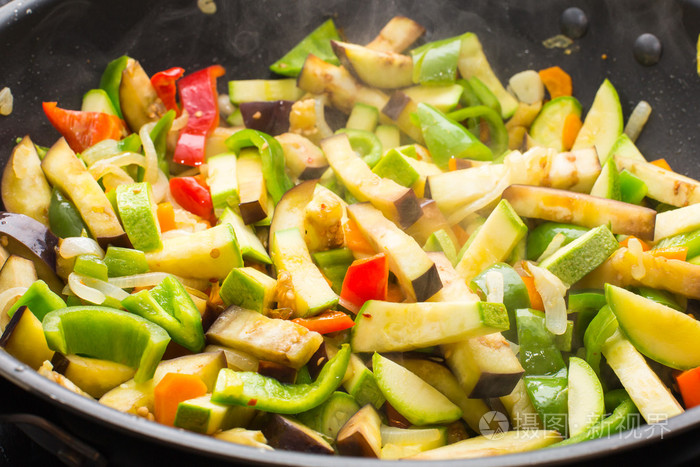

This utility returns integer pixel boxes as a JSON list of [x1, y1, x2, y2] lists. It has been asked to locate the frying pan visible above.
[[1, 0, 700, 465]]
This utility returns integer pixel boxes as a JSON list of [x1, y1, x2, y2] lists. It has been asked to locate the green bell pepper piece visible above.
[[447, 105, 508, 161], [312, 248, 355, 295], [526, 222, 589, 261], [99, 55, 129, 119], [468, 76, 502, 116], [516, 308, 566, 376], [604, 388, 633, 412], [150, 110, 175, 176], [269, 19, 341, 77], [414, 103, 492, 169], [42, 306, 170, 383], [524, 371, 568, 434], [619, 169, 648, 205], [584, 305, 618, 385], [655, 227, 700, 259], [73, 254, 109, 282], [553, 394, 639, 445], [295, 365, 313, 385], [121, 276, 205, 353], [211, 344, 351, 413], [225, 129, 293, 204], [336, 128, 383, 168], [568, 290, 606, 348], [7, 280, 66, 321], [471, 263, 530, 342], [48, 188, 89, 239], [103, 246, 149, 277], [411, 35, 463, 85]]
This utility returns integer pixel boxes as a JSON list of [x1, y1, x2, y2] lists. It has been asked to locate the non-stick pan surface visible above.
[[1, 0, 700, 465]]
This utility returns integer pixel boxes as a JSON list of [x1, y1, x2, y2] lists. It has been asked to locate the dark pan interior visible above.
[[1, 0, 700, 465]]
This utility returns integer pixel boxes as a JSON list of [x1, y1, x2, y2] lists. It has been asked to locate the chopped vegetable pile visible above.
[[2, 12, 700, 461]]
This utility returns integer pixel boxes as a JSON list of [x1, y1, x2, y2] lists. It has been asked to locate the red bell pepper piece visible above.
[[291, 311, 355, 334], [151, 67, 185, 115], [42, 102, 126, 153], [676, 366, 700, 409], [340, 253, 388, 311], [173, 65, 225, 166], [169, 176, 213, 219]]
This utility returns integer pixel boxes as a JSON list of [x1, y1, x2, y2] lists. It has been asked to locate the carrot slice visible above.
[[619, 236, 650, 251], [343, 219, 375, 255], [538, 66, 573, 99], [157, 202, 177, 232], [676, 366, 700, 409], [650, 246, 688, 262], [519, 273, 544, 312], [153, 372, 208, 426], [562, 113, 583, 150], [650, 158, 672, 171]]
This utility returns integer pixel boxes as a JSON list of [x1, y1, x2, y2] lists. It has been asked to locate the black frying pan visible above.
[[1, 0, 700, 465]]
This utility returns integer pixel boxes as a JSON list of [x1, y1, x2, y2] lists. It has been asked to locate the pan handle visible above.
[[0, 413, 107, 467]]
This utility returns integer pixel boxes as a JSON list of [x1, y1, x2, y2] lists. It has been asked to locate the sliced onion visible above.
[[108, 272, 210, 292], [59, 237, 105, 259], [0, 87, 13, 116], [171, 109, 189, 132], [624, 100, 652, 143], [108, 272, 171, 289], [151, 169, 169, 204], [628, 237, 646, 280], [139, 122, 159, 185], [88, 151, 146, 171], [101, 171, 135, 192], [314, 96, 334, 139], [485, 270, 504, 304], [536, 233, 567, 263], [217, 94, 235, 119], [82, 275, 130, 302], [68, 273, 106, 305], [528, 262, 568, 335]]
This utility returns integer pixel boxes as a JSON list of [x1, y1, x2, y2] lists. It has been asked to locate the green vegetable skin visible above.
[[42, 306, 170, 383], [48, 188, 88, 238], [212, 344, 351, 413], [269, 19, 341, 76], [415, 103, 492, 168], [121, 276, 205, 353], [225, 129, 293, 204]]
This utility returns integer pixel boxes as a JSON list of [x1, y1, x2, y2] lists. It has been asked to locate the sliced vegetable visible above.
[[122, 275, 205, 353], [173, 65, 225, 166], [151, 66, 185, 114], [212, 344, 350, 413], [42, 306, 170, 383], [153, 372, 207, 426], [339, 254, 388, 310], [42, 102, 126, 154]]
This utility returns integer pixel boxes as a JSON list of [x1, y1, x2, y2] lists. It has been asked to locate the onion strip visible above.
[[528, 262, 568, 335], [139, 122, 159, 185], [59, 237, 105, 259], [108, 272, 210, 292]]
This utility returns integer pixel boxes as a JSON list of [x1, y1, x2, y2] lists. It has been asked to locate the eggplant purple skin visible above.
[[0, 212, 58, 268], [0, 305, 28, 348], [262, 414, 335, 455], [0, 212, 63, 293], [240, 100, 294, 136]]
